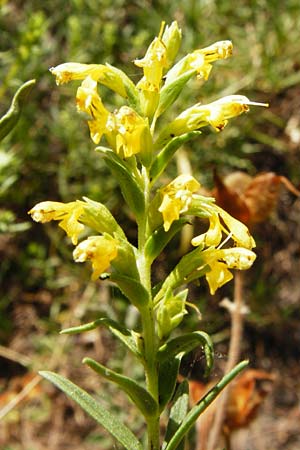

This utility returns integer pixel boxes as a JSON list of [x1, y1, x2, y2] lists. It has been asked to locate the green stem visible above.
[[138, 166, 160, 450]]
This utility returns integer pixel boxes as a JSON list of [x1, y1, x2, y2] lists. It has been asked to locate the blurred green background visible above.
[[1, 1, 300, 449]]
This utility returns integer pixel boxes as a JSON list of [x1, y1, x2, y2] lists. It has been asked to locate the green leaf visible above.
[[39, 371, 142, 450], [84, 357, 158, 419], [0, 79, 36, 141], [155, 69, 196, 118], [164, 360, 249, 450], [162, 380, 189, 450], [150, 131, 201, 183], [157, 331, 214, 378], [158, 355, 181, 411], [60, 317, 140, 358], [110, 273, 150, 309], [145, 219, 190, 263], [97, 147, 145, 220]]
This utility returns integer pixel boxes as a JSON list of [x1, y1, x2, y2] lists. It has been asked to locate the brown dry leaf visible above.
[[213, 170, 300, 227], [188, 369, 275, 450], [0, 372, 42, 407], [224, 368, 275, 431]]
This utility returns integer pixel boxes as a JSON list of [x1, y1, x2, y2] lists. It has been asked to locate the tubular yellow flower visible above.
[[164, 40, 232, 87], [50, 63, 105, 85], [134, 32, 168, 92], [191, 212, 222, 247], [201, 247, 256, 294], [155, 95, 268, 147], [114, 106, 149, 158], [50, 62, 131, 98], [217, 206, 256, 249], [73, 235, 118, 280], [28, 201, 84, 245], [191, 203, 255, 250], [76, 76, 110, 144], [200, 95, 268, 132], [189, 40, 233, 80], [159, 175, 200, 231]]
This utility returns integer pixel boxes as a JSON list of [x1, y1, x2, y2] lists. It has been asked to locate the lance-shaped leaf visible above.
[[158, 354, 181, 412], [81, 197, 126, 239], [0, 79, 36, 141], [83, 357, 158, 419], [155, 69, 196, 119], [164, 360, 249, 450], [97, 147, 145, 220], [158, 331, 214, 378], [109, 273, 150, 309], [60, 317, 140, 358], [40, 371, 142, 450], [150, 131, 201, 183], [162, 380, 189, 450], [145, 219, 190, 263]]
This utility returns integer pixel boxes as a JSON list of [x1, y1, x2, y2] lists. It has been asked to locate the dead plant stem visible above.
[[207, 270, 244, 450]]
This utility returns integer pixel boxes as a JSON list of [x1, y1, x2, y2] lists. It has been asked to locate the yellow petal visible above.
[[28, 200, 84, 244], [73, 236, 118, 280], [206, 261, 233, 295]]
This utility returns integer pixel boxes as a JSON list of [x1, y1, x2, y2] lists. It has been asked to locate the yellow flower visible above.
[[73, 235, 118, 280], [155, 95, 268, 147], [134, 29, 168, 92], [159, 175, 200, 231], [191, 212, 222, 247], [28, 201, 84, 245], [217, 207, 256, 249], [198, 95, 268, 132], [164, 40, 232, 87], [50, 62, 130, 98], [202, 247, 256, 294], [188, 40, 233, 80], [114, 106, 149, 158], [76, 76, 110, 144], [50, 63, 104, 85], [191, 204, 255, 250]]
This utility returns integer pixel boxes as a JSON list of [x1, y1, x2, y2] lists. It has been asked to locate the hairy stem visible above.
[[138, 167, 160, 450]]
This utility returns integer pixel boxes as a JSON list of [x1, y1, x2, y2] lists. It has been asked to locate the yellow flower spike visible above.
[[191, 213, 222, 247], [114, 106, 149, 158], [205, 261, 233, 295], [28, 201, 84, 245], [73, 235, 118, 280], [76, 76, 110, 144], [159, 174, 200, 231]]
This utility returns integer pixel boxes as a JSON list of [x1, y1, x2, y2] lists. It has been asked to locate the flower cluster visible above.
[[30, 21, 266, 296]]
